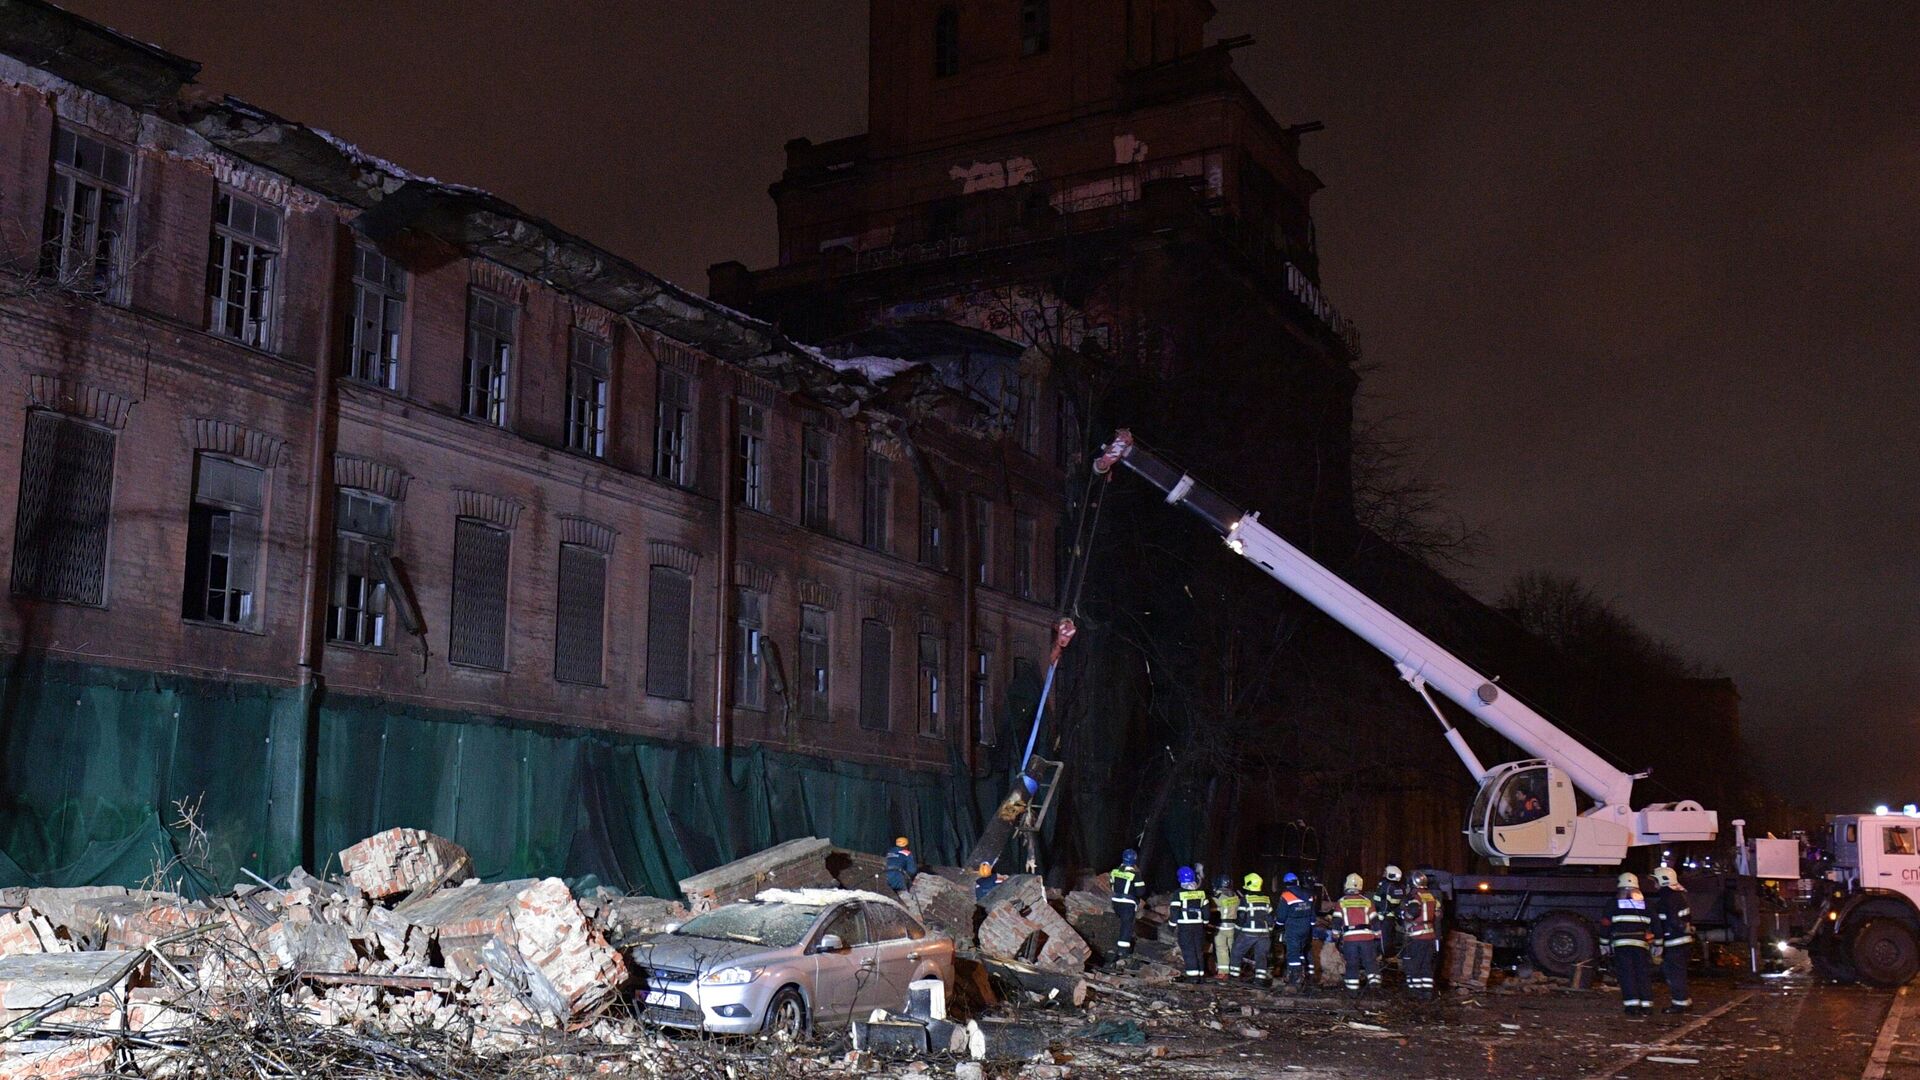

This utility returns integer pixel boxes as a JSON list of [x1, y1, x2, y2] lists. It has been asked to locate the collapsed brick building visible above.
[[0, 2, 1062, 892]]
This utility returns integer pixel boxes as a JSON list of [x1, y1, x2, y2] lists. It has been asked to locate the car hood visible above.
[[630, 933, 779, 975]]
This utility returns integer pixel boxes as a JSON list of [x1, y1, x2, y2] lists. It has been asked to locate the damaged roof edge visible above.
[[1, 0, 199, 107]]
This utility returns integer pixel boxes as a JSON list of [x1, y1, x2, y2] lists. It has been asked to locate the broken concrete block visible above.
[[902, 873, 976, 950], [0, 1035, 114, 1079], [0, 909, 70, 958], [338, 828, 473, 900], [504, 878, 627, 1016], [393, 879, 531, 975], [677, 837, 836, 912], [0, 951, 142, 1010], [265, 918, 357, 973]]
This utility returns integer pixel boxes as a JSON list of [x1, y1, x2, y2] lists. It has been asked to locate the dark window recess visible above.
[[1055, 388, 1082, 467], [182, 455, 265, 628], [735, 401, 767, 510], [328, 489, 393, 647], [733, 587, 766, 709], [1013, 376, 1041, 454], [347, 243, 406, 388], [449, 518, 510, 669], [1014, 514, 1037, 600], [463, 290, 514, 424], [918, 632, 946, 736], [1020, 0, 1050, 55], [799, 604, 830, 721], [42, 126, 130, 298], [11, 410, 114, 605], [654, 367, 695, 485], [801, 425, 832, 530], [554, 543, 607, 686], [934, 6, 960, 76], [859, 618, 891, 731], [973, 649, 994, 745], [919, 495, 947, 570], [863, 451, 891, 551], [566, 330, 610, 457], [206, 189, 281, 348], [971, 496, 993, 586], [646, 565, 694, 699]]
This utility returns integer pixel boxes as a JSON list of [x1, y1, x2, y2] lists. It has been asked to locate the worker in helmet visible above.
[[1172, 866, 1210, 983], [1337, 873, 1383, 996], [885, 836, 918, 892], [1649, 866, 1694, 1013], [1230, 873, 1275, 984], [1605, 871, 1654, 1016], [1277, 872, 1316, 989], [1109, 849, 1143, 963], [1372, 864, 1408, 960], [1401, 871, 1443, 999], [1211, 874, 1240, 980], [974, 862, 1003, 902]]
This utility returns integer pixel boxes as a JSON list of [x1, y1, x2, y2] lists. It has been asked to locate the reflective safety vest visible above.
[[1238, 892, 1274, 933], [1373, 879, 1407, 920], [1608, 888, 1651, 948], [1404, 890, 1442, 940], [1653, 886, 1695, 947], [1110, 868, 1141, 903], [1174, 888, 1210, 925], [1338, 893, 1379, 942], [1213, 891, 1241, 927]]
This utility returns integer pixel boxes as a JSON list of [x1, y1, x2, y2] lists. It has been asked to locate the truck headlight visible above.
[[701, 966, 760, 986]]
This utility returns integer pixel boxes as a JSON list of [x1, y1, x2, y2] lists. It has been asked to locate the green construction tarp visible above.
[[0, 658, 1003, 897]]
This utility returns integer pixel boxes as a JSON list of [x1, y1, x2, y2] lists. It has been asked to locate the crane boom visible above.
[[1094, 429, 1716, 866]]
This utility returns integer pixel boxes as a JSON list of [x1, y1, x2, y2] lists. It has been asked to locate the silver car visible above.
[[629, 888, 954, 1036]]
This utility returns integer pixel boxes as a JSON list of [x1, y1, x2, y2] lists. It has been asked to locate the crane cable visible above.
[[1015, 462, 1112, 787]]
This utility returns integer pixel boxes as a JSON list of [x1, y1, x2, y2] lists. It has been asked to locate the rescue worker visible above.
[[1337, 873, 1383, 996], [1211, 874, 1240, 980], [1229, 873, 1275, 984], [974, 862, 1001, 902], [1605, 871, 1654, 1017], [1110, 849, 1143, 962], [1401, 871, 1443, 999], [1172, 866, 1211, 983], [885, 836, 918, 892], [1278, 872, 1316, 988], [1650, 866, 1694, 1013], [1373, 864, 1408, 958]]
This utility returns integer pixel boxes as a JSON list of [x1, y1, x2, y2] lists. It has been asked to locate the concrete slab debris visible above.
[[677, 836, 837, 911], [0, 950, 142, 1010]]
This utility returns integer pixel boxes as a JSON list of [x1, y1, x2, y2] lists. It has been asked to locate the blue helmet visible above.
[[1178, 865, 1197, 887], [1121, 848, 1139, 867], [1283, 872, 1299, 886]]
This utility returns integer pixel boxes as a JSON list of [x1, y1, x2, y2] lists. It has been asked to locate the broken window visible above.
[[1014, 375, 1041, 454], [449, 518, 509, 670], [863, 451, 891, 552], [734, 400, 767, 511], [971, 495, 993, 586], [328, 489, 393, 648], [654, 366, 695, 486], [801, 424, 832, 530], [347, 242, 406, 389], [646, 565, 693, 700], [933, 6, 960, 77], [799, 604, 830, 722], [566, 329, 611, 457], [553, 543, 607, 686], [10, 410, 114, 606], [732, 586, 766, 710], [918, 630, 946, 737], [919, 495, 947, 570], [973, 647, 994, 745], [463, 290, 513, 425], [1014, 513, 1037, 600], [1020, 0, 1050, 56], [859, 618, 891, 731], [42, 126, 130, 299], [182, 454, 264, 629], [206, 189, 281, 348]]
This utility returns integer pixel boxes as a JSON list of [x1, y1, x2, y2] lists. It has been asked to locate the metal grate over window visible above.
[[554, 543, 607, 686], [449, 518, 509, 669], [859, 618, 891, 731], [11, 410, 114, 605], [646, 565, 693, 699]]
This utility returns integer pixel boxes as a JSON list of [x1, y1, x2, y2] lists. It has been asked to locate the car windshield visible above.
[[673, 902, 824, 949]]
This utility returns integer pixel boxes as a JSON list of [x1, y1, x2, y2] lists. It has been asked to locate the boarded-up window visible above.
[[859, 618, 891, 731], [799, 604, 830, 721], [646, 565, 693, 699], [553, 543, 607, 686], [11, 410, 114, 605], [449, 518, 509, 669]]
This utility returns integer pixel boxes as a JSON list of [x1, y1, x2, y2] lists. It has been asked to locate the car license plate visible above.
[[643, 990, 682, 1008]]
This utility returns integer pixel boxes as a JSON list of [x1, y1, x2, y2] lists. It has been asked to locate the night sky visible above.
[[58, 2, 1920, 810]]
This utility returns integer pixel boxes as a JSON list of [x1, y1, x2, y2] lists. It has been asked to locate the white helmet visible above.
[[1344, 873, 1365, 892], [1384, 865, 1403, 882], [1617, 872, 1639, 889], [1651, 866, 1679, 889]]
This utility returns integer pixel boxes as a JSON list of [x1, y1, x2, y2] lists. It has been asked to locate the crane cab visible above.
[[1469, 761, 1578, 863]]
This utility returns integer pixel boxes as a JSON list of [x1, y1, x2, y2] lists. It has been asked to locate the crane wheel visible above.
[[1528, 912, 1597, 977], [1850, 918, 1920, 988]]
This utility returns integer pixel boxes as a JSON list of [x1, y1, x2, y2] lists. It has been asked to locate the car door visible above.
[[806, 903, 873, 1025], [860, 901, 925, 1013]]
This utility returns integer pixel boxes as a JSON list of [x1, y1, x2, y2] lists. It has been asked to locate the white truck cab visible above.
[[1802, 814, 1920, 986]]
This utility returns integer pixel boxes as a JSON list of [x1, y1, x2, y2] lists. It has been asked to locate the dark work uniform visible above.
[[1110, 865, 1142, 959], [1607, 885, 1654, 1014], [1278, 887, 1315, 985], [885, 846, 917, 892], [1173, 887, 1210, 982], [1337, 891, 1382, 994], [1401, 888, 1442, 997], [1373, 876, 1407, 958], [1652, 883, 1695, 1011], [1231, 891, 1275, 982]]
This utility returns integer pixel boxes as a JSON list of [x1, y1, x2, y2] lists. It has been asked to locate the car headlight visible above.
[[701, 966, 760, 985]]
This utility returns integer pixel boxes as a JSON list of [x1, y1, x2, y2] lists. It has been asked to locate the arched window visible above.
[[934, 7, 960, 77]]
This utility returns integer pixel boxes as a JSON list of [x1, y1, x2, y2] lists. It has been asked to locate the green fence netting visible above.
[[0, 659, 1004, 897]]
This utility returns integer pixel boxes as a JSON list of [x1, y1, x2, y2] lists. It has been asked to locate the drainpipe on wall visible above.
[[960, 493, 977, 775], [713, 382, 734, 753], [294, 223, 346, 869]]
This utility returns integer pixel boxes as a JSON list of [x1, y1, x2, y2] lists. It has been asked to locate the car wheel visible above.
[[762, 986, 810, 1039]]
